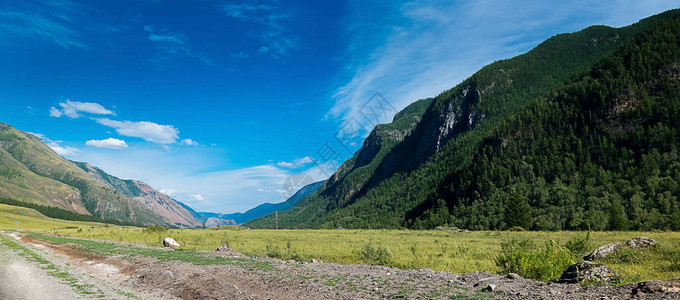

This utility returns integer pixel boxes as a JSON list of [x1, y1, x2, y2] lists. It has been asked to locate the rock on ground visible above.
[[162, 237, 180, 249], [584, 237, 657, 261], [558, 261, 618, 284]]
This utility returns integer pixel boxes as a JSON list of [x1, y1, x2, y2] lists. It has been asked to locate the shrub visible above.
[[495, 239, 574, 281], [660, 246, 680, 271], [266, 243, 284, 259], [358, 242, 392, 265], [144, 225, 168, 233], [565, 231, 594, 258]]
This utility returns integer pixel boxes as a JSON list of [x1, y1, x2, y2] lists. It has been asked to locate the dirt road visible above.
[[1, 231, 678, 299], [0, 241, 81, 300]]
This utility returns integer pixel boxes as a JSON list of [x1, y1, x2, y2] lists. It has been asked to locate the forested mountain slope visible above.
[[248, 9, 680, 230]]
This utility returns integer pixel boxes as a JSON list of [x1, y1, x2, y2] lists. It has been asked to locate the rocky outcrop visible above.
[[433, 86, 484, 153], [558, 261, 618, 284], [584, 237, 657, 261]]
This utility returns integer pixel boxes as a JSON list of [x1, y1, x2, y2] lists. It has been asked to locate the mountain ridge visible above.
[[203, 180, 324, 225], [247, 9, 680, 230], [0, 122, 200, 226]]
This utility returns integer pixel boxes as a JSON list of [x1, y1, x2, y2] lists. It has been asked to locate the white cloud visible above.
[[85, 138, 128, 150], [50, 100, 114, 118], [49, 107, 63, 117], [73, 142, 328, 212], [277, 156, 314, 169], [29, 133, 80, 156], [180, 138, 199, 146], [95, 118, 179, 144], [329, 0, 680, 126]]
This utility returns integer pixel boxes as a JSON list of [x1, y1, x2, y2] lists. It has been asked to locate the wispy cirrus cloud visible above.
[[143, 25, 213, 65], [85, 138, 128, 150], [329, 0, 680, 125], [0, 0, 86, 49], [222, 0, 298, 59], [49, 100, 114, 118], [95, 118, 180, 144]]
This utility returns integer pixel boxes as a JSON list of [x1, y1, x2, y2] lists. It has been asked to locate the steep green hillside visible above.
[[248, 97, 434, 228], [423, 13, 680, 231], [248, 9, 680, 230], [0, 123, 165, 225]]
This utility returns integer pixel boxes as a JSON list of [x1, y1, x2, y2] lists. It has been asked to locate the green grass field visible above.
[[1, 204, 678, 284]]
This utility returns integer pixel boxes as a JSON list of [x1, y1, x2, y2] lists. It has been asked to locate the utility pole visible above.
[[275, 211, 279, 230]]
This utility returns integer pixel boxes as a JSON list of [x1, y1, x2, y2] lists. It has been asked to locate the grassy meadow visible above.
[[1, 204, 679, 284]]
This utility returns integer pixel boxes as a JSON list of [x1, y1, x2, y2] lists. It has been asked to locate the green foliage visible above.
[[357, 242, 392, 265], [249, 10, 680, 231], [144, 225, 168, 233], [504, 193, 532, 230], [565, 231, 594, 258], [495, 239, 574, 281], [0, 197, 137, 226]]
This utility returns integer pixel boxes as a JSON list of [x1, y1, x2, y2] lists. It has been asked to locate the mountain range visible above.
[[247, 9, 680, 231], [0, 123, 324, 227], [201, 180, 324, 225], [2, 10, 679, 232]]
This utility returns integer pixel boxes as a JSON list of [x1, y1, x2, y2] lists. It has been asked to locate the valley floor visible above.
[[0, 230, 677, 299]]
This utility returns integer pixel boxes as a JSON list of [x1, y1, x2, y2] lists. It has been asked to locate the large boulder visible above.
[[557, 261, 618, 284], [163, 237, 181, 249], [583, 242, 621, 261], [584, 237, 657, 261]]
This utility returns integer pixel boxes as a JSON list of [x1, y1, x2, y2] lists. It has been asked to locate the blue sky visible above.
[[0, 0, 677, 213]]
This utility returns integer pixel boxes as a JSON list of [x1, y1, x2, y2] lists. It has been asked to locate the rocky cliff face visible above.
[[434, 86, 484, 152]]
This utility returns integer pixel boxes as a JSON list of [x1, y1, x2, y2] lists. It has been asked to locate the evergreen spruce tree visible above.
[[504, 192, 532, 230], [608, 202, 629, 230]]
